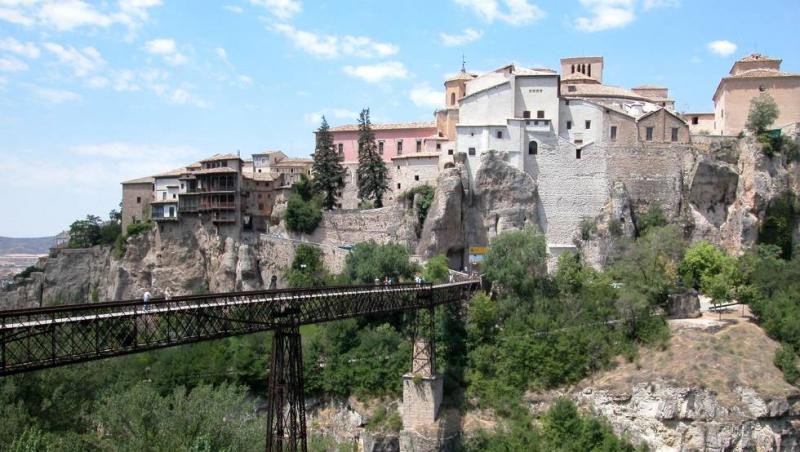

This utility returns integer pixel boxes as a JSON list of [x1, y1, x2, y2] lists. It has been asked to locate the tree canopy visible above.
[[356, 108, 389, 208], [312, 116, 346, 210], [745, 93, 779, 134]]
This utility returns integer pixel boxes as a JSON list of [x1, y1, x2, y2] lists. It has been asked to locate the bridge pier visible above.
[[265, 326, 307, 452]]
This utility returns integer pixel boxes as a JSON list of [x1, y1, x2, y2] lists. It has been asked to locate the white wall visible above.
[[459, 82, 513, 126], [154, 177, 180, 202], [559, 99, 605, 145], [514, 76, 560, 128]]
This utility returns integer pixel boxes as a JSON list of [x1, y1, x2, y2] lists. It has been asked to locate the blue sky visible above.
[[1, 0, 799, 237]]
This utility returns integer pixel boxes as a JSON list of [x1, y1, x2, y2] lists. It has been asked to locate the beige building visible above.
[[683, 112, 715, 135], [120, 176, 154, 230], [712, 53, 800, 135]]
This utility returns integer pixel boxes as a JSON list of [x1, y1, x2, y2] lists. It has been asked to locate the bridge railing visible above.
[[0, 280, 480, 376]]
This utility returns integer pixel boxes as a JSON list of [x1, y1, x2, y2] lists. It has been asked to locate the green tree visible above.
[[483, 227, 548, 298], [285, 244, 328, 288], [745, 93, 779, 134], [678, 241, 735, 290], [355, 108, 388, 208], [422, 254, 449, 283], [312, 116, 346, 210], [67, 215, 102, 248], [285, 175, 323, 234], [343, 241, 418, 284], [758, 192, 798, 260]]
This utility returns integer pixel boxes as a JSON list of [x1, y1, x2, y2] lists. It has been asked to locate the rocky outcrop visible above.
[[576, 181, 637, 270], [416, 167, 466, 265], [666, 289, 701, 319]]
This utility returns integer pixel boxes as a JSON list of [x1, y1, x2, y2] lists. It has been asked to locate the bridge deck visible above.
[[0, 281, 480, 376]]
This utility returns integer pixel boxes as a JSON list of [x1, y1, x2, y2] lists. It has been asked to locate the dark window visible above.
[[537, 110, 545, 119], [397, 140, 403, 154], [568, 85, 576, 92], [450, 92, 456, 105], [646, 127, 654, 141], [567, 121, 572, 130], [759, 85, 766, 92], [587, 64, 591, 77], [436, 143, 441, 150], [397, 183, 401, 189], [523, 111, 531, 119], [222, 161, 227, 167], [258, 203, 264, 210], [574, 139, 583, 145], [610, 126, 617, 140], [671, 127, 679, 142], [378, 141, 384, 155], [338, 143, 343, 154], [528, 141, 538, 155], [416, 140, 422, 152], [565, 100, 570, 105], [496, 130, 503, 139], [180, 183, 184, 189], [414, 175, 419, 181], [448, 149, 454, 155], [576, 148, 582, 159], [571, 64, 575, 73], [692, 116, 699, 125], [585, 120, 591, 129], [136, 196, 141, 204], [468, 147, 476, 156], [172, 193, 176, 199]]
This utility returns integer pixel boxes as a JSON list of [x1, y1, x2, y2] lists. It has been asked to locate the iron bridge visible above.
[[0, 280, 480, 451]]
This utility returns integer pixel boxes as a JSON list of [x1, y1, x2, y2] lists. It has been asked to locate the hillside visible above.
[[0, 236, 56, 255]]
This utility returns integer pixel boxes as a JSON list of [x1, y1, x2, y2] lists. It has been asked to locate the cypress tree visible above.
[[312, 116, 346, 210], [356, 108, 389, 208]]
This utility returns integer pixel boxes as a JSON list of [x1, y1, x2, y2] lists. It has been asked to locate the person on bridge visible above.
[[142, 290, 151, 311]]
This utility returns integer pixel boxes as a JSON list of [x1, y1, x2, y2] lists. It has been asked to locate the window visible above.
[[759, 85, 766, 92], [397, 183, 401, 189], [414, 175, 419, 181], [172, 193, 176, 199], [585, 120, 591, 129], [222, 161, 228, 167], [528, 141, 538, 155], [568, 85, 576, 92], [450, 92, 456, 105], [136, 196, 141, 204], [338, 143, 343, 154], [378, 141, 384, 155], [571, 64, 575, 73], [162, 192, 166, 200], [181, 183, 184, 189], [566, 121, 572, 130], [523, 111, 531, 119], [258, 203, 264, 210], [537, 110, 545, 119], [416, 140, 422, 152], [468, 147, 476, 156], [692, 116, 699, 125], [587, 65, 591, 77], [436, 143, 441, 150], [496, 130, 503, 139], [671, 127, 679, 142], [565, 100, 570, 105], [610, 126, 617, 140], [448, 149, 454, 155], [646, 127, 654, 141], [576, 149, 582, 159], [397, 140, 403, 154], [258, 169, 262, 173]]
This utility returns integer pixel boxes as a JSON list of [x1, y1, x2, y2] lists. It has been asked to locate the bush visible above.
[[775, 344, 800, 384], [401, 185, 435, 232], [679, 241, 735, 290], [126, 220, 153, 237], [483, 227, 548, 298], [758, 192, 798, 260], [16, 265, 42, 279], [579, 217, 597, 240], [634, 202, 668, 236], [285, 194, 322, 234], [608, 218, 623, 237], [343, 241, 418, 284], [422, 254, 449, 283], [745, 93, 779, 134], [285, 244, 329, 288]]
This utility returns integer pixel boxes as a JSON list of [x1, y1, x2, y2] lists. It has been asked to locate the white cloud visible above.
[[305, 108, 358, 125], [168, 88, 208, 107], [409, 85, 443, 109], [439, 28, 483, 47], [237, 74, 253, 85], [143, 38, 188, 65], [271, 23, 398, 59], [574, 0, 635, 32], [643, 0, 679, 9], [0, 0, 161, 33], [0, 56, 28, 72], [250, 0, 301, 20], [452, 0, 545, 26], [38, 0, 114, 31], [343, 61, 408, 83], [224, 4, 244, 13], [43, 42, 104, 76], [33, 86, 81, 103], [707, 40, 737, 57], [215, 47, 228, 61], [0, 37, 39, 58]]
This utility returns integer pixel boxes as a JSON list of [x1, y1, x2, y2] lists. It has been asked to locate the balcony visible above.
[[153, 215, 179, 222], [184, 186, 236, 194], [525, 119, 551, 133], [199, 202, 236, 211]]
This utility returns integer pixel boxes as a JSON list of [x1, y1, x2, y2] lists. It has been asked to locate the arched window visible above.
[[528, 140, 538, 155], [450, 92, 456, 105]]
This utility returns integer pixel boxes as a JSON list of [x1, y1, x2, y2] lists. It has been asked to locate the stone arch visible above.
[[528, 140, 538, 155]]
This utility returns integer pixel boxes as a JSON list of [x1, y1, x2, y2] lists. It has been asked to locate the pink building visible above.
[[329, 122, 438, 163]]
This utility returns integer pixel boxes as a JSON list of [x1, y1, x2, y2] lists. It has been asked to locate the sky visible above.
[[0, 0, 799, 237]]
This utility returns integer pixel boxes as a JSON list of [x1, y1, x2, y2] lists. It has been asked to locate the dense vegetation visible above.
[[355, 108, 389, 208], [285, 174, 323, 234], [746, 93, 800, 160], [67, 210, 123, 249], [311, 116, 347, 210]]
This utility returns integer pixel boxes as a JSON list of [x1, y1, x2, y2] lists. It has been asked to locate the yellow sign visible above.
[[469, 246, 488, 254]]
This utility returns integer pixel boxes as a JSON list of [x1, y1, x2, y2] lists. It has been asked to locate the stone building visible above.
[[120, 176, 154, 230], [712, 53, 800, 135]]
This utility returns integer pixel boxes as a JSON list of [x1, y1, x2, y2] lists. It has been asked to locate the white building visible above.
[[151, 170, 183, 221]]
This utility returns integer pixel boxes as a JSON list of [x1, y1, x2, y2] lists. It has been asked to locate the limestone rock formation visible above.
[[416, 167, 466, 265], [576, 180, 637, 269]]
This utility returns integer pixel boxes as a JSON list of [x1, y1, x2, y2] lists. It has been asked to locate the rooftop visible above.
[[446, 69, 478, 83], [329, 121, 436, 132], [121, 176, 154, 185], [737, 52, 780, 63], [561, 72, 599, 83], [273, 158, 312, 167], [561, 83, 651, 102], [200, 153, 240, 162], [244, 172, 279, 182]]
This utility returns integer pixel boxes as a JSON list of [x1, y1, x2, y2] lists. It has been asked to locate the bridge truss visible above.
[[0, 280, 480, 451]]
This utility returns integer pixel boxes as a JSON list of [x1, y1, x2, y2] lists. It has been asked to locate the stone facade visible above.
[[121, 178, 153, 230], [401, 375, 443, 430]]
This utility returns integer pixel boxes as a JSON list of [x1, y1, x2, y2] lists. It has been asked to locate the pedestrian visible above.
[[164, 289, 172, 300], [142, 289, 151, 311], [449, 273, 454, 283]]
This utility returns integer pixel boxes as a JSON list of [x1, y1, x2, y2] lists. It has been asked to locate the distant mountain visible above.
[[0, 236, 57, 255]]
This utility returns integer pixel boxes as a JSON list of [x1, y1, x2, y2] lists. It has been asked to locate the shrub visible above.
[[579, 217, 597, 240], [401, 185, 435, 231], [483, 227, 548, 298], [285, 244, 329, 288], [343, 241, 418, 284], [758, 192, 798, 260], [126, 220, 153, 237], [285, 194, 322, 234], [422, 254, 449, 283], [774, 344, 800, 384], [16, 265, 42, 279], [635, 202, 668, 236], [745, 93, 779, 134], [608, 218, 623, 237], [679, 241, 735, 290]]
